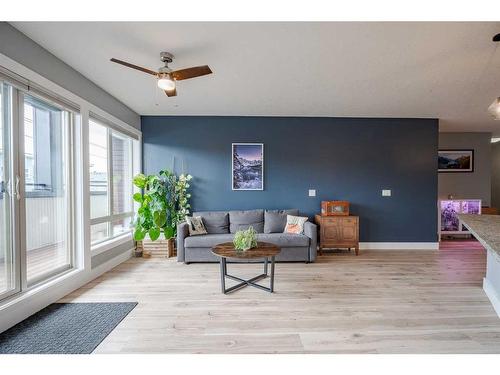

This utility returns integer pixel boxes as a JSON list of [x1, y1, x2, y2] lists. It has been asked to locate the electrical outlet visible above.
[[309, 189, 316, 197], [382, 189, 392, 197]]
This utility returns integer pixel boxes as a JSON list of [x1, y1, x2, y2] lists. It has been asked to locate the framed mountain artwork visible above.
[[438, 149, 474, 173], [232, 143, 264, 190]]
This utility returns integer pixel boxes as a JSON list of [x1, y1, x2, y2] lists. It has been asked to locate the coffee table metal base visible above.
[[219, 256, 276, 294]]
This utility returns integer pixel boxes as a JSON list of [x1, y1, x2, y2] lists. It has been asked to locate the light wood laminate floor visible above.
[[61, 241, 500, 353]]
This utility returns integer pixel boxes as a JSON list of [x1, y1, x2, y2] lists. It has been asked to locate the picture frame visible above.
[[438, 149, 474, 173], [232, 143, 264, 191]]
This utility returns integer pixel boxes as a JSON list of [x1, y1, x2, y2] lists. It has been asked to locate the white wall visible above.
[[0, 22, 140, 130]]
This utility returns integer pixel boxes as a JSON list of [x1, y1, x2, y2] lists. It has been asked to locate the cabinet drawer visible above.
[[341, 217, 358, 225], [320, 216, 358, 224]]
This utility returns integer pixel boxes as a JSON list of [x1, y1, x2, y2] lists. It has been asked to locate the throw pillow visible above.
[[229, 209, 264, 233], [284, 215, 308, 234], [264, 209, 299, 233], [185, 216, 208, 236], [192, 211, 229, 234]]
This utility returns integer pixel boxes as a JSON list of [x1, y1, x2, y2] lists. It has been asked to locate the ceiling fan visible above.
[[110, 52, 212, 97]]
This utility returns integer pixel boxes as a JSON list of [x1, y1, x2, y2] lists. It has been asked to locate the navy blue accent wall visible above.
[[142, 116, 438, 242]]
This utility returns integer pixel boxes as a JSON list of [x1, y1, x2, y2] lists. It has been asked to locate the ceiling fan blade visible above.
[[171, 65, 212, 81], [165, 88, 177, 97], [110, 58, 158, 76]]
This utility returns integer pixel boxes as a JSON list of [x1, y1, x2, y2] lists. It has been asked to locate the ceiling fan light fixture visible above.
[[488, 97, 500, 120], [157, 73, 176, 91], [110, 53, 211, 98]]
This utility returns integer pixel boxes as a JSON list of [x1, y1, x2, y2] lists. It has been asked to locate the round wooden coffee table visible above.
[[212, 242, 281, 294]]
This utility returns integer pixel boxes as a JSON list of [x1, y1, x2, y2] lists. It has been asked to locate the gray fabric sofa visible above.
[[177, 209, 317, 263]]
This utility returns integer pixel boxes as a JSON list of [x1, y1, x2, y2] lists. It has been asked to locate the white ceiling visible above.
[[10, 22, 500, 134]]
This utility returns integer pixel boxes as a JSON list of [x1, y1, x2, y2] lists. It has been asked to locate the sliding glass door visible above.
[[0, 81, 75, 301], [0, 83, 19, 300], [22, 94, 73, 285]]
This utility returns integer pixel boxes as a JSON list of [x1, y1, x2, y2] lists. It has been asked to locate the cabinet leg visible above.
[[355, 246, 359, 256], [319, 246, 323, 256]]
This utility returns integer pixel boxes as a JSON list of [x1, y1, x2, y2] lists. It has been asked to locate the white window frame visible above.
[[0, 55, 142, 332], [20, 93, 77, 287], [89, 117, 136, 249], [0, 79, 79, 291]]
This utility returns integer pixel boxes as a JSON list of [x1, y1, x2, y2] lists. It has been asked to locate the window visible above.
[[1, 66, 141, 305], [24, 94, 74, 284], [89, 120, 108, 220], [23, 97, 65, 197], [0, 74, 81, 300], [89, 118, 135, 245]]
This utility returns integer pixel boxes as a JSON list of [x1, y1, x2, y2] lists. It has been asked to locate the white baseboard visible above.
[[359, 242, 439, 250], [483, 277, 500, 318], [89, 248, 134, 279], [0, 248, 133, 333]]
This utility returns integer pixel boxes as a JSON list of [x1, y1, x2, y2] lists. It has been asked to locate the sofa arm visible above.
[[176, 222, 189, 262], [303, 221, 317, 262]]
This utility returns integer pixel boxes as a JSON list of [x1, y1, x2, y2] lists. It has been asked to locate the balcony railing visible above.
[[2, 190, 108, 244]]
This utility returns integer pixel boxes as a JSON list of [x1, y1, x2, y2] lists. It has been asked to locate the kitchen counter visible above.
[[459, 214, 500, 317], [459, 214, 500, 259]]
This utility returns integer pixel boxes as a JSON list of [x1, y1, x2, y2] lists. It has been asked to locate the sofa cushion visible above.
[[229, 209, 264, 233], [185, 234, 234, 248], [184, 232, 309, 248], [264, 209, 299, 233], [257, 233, 309, 247], [193, 211, 229, 234]]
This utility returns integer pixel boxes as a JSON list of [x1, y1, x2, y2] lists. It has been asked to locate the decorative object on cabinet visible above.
[[315, 215, 359, 256], [438, 150, 474, 172], [321, 201, 350, 216], [438, 199, 481, 240]]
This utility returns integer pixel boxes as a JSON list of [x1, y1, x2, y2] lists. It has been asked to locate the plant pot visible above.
[[235, 245, 253, 252], [137, 237, 176, 258], [167, 238, 176, 258]]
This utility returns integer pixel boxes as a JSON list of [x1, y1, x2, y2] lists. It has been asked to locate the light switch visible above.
[[309, 189, 316, 197], [382, 189, 391, 197]]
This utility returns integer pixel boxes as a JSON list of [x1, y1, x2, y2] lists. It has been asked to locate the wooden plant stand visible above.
[[136, 237, 176, 258]]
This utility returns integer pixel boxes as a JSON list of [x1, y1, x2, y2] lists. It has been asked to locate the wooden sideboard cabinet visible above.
[[314, 215, 359, 256]]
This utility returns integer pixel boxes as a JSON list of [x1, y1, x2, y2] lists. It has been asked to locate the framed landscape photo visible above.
[[438, 149, 474, 173], [232, 143, 264, 190]]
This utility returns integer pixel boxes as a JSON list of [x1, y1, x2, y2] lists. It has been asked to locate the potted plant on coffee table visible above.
[[132, 170, 192, 258]]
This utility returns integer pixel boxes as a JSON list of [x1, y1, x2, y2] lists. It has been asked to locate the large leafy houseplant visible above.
[[132, 170, 192, 242]]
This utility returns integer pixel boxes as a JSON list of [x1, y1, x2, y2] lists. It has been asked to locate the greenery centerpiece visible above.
[[233, 227, 258, 251], [132, 170, 192, 242]]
